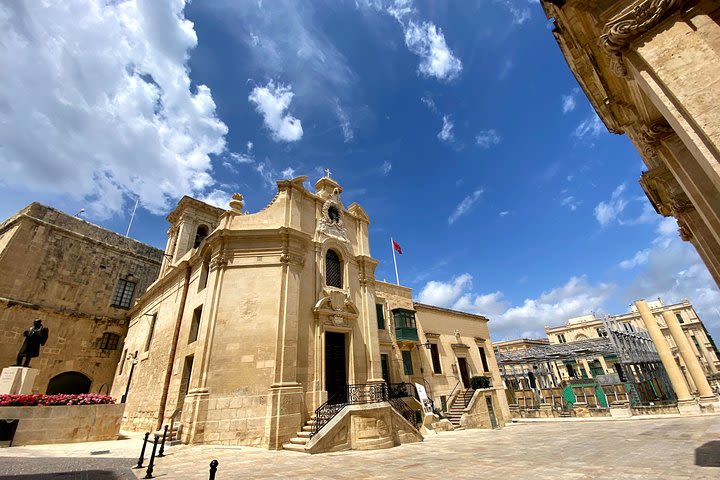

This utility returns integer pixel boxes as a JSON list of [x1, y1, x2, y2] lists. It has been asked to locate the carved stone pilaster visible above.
[[209, 253, 228, 270], [600, 0, 688, 77]]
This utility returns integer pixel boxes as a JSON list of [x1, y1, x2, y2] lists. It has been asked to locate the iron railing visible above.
[[311, 382, 419, 437]]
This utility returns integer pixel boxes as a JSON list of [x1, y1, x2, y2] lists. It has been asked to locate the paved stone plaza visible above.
[[0, 416, 718, 479]]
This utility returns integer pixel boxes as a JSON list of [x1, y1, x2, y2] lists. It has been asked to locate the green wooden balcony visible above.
[[395, 326, 419, 342]]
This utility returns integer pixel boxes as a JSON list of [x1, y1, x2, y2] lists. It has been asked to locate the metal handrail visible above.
[[445, 379, 463, 411]]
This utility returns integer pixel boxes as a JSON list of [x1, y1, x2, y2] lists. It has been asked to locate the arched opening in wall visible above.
[[198, 254, 211, 291], [193, 225, 209, 249], [325, 249, 342, 288], [46, 371, 92, 395], [575, 334, 588, 341]]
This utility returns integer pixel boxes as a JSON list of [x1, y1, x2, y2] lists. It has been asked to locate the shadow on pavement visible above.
[[0, 457, 136, 480], [695, 441, 720, 467]]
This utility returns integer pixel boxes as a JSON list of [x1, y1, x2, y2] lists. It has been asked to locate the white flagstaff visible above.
[[391, 237, 400, 286], [126, 197, 139, 237]]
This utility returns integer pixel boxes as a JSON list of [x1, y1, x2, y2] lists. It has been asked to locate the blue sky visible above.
[[2, 0, 719, 342]]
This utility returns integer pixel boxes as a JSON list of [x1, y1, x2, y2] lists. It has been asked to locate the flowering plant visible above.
[[0, 393, 115, 406]]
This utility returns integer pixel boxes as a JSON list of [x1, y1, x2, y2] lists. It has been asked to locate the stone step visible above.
[[302, 425, 314, 432], [297, 431, 311, 438], [282, 443, 308, 453], [289, 437, 309, 445]]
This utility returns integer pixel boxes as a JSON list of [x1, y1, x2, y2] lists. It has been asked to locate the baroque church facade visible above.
[[112, 174, 509, 451]]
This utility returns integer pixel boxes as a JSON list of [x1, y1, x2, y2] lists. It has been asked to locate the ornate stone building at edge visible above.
[[540, 0, 720, 285], [111, 175, 510, 452]]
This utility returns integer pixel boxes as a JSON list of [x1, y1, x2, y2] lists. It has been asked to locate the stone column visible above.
[[597, 356, 610, 375], [635, 300, 699, 414], [580, 358, 593, 379], [662, 310, 718, 403]]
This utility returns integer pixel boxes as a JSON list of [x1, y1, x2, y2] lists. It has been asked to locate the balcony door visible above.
[[325, 332, 347, 404]]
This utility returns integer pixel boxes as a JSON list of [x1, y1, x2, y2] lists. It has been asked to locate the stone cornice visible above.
[[600, 0, 688, 76]]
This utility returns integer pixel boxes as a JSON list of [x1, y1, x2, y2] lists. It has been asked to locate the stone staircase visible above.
[[446, 389, 474, 429], [282, 414, 317, 452]]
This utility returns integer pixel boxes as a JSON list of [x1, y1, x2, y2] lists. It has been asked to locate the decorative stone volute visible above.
[[600, 0, 688, 77]]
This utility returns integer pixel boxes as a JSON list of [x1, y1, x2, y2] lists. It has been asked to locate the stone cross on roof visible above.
[[324, 168, 331, 178]]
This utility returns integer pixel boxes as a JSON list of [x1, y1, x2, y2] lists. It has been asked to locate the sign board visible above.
[[414, 383, 434, 414]]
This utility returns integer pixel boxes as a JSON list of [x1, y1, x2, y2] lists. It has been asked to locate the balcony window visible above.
[[401, 350, 413, 375], [376, 304, 385, 330], [393, 308, 418, 342]]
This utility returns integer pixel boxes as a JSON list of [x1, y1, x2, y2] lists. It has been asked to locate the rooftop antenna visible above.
[[125, 197, 139, 237], [75, 208, 85, 218]]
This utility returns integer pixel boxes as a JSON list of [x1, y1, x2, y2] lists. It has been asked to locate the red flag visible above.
[[392, 239, 403, 255]]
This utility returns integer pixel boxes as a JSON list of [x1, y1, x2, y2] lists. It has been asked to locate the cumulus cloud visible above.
[[416, 273, 613, 340], [0, 0, 230, 219], [249, 80, 303, 142], [437, 115, 454, 142], [448, 188, 484, 224], [499, 211, 510, 217], [619, 249, 651, 270], [475, 130, 502, 148]]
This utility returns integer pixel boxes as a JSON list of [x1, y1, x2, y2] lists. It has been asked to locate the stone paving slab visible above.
[[0, 417, 718, 479]]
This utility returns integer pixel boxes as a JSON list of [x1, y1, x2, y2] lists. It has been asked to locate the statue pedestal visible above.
[[0, 367, 39, 395]]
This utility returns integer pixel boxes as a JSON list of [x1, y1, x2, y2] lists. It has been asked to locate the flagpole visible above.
[[391, 237, 400, 286]]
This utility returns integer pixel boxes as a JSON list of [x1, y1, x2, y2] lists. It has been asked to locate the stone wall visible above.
[[0, 403, 124, 446], [0, 203, 162, 394]]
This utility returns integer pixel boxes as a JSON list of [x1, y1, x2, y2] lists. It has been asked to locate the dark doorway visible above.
[[176, 355, 194, 411], [46, 371, 92, 394], [457, 357, 470, 388], [380, 354, 390, 384], [325, 332, 347, 404], [486, 396, 498, 429]]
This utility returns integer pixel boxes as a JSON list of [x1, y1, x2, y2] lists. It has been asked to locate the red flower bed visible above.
[[0, 393, 115, 406]]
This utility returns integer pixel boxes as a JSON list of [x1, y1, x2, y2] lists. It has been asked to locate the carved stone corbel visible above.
[[677, 218, 693, 241], [209, 254, 228, 270], [600, 0, 687, 77], [638, 120, 674, 161]]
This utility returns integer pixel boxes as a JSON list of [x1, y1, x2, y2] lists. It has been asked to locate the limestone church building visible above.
[[112, 174, 509, 451]]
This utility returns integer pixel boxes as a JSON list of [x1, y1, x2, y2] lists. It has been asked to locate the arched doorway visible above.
[[46, 371, 92, 395]]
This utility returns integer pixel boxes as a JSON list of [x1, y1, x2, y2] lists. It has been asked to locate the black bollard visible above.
[[135, 432, 150, 469], [209, 460, 219, 480], [158, 425, 169, 457], [143, 434, 160, 479]]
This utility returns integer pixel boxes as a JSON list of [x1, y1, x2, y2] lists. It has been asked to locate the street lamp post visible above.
[[121, 351, 139, 403]]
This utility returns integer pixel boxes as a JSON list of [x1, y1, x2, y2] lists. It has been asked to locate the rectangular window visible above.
[[430, 343, 442, 374], [111, 279, 136, 308], [675, 312, 684, 324], [596, 327, 608, 338], [558, 334, 566, 344], [188, 305, 203, 343], [376, 304, 385, 330], [691, 335, 701, 351], [401, 350, 413, 375], [100, 332, 120, 350], [478, 346, 489, 372], [440, 395, 447, 412], [144, 313, 157, 352], [198, 258, 210, 292], [181, 355, 194, 396]]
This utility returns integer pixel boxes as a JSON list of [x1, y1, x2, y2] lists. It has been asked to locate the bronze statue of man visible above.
[[15, 319, 49, 367]]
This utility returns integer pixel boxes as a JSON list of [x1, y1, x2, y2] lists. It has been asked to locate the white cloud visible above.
[[0, 0, 230, 219], [281, 167, 296, 179], [229, 152, 254, 164], [416, 273, 613, 340], [448, 188, 484, 224], [562, 88, 579, 114], [437, 115, 454, 142], [475, 130, 502, 148], [249, 80, 303, 142], [403, 21, 463, 80], [561, 196, 581, 211], [499, 211, 510, 217], [198, 189, 231, 210], [335, 100, 354, 143], [381, 160, 392, 175], [420, 94, 437, 112], [573, 111, 604, 141], [383, 2, 462, 81], [619, 249, 651, 269], [594, 184, 628, 227], [495, 0, 531, 25], [594, 184, 657, 228], [657, 217, 678, 237]]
